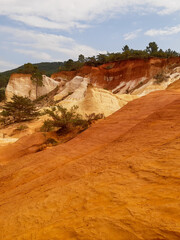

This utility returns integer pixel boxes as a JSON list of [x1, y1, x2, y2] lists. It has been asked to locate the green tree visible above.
[[78, 54, 85, 63], [85, 56, 97, 66], [122, 45, 130, 52], [18, 63, 43, 97], [0, 88, 5, 102], [0, 95, 39, 125], [96, 54, 107, 65], [146, 42, 159, 55]]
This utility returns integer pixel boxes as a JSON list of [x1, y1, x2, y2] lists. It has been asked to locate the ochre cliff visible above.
[[6, 73, 60, 100], [51, 57, 180, 93], [0, 86, 180, 239]]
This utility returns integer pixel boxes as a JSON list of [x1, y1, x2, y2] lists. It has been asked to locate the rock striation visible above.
[[51, 57, 180, 93], [131, 66, 180, 96], [54, 76, 138, 116]]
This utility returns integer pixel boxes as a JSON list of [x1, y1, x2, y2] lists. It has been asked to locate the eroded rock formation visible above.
[[51, 57, 180, 93], [0, 85, 180, 239], [6, 74, 60, 101]]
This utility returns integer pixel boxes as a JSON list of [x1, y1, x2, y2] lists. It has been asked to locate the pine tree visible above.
[[0, 95, 39, 125]]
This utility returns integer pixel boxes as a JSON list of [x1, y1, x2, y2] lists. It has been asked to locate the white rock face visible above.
[[6, 74, 60, 101], [112, 77, 147, 94], [37, 75, 60, 97], [56, 86, 138, 117], [53, 75, 138, 117], [131, 72, 180, 96], [54, 76, 89, 101]]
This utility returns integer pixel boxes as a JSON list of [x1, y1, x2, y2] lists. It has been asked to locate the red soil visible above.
[[0, 87, 180, 239]]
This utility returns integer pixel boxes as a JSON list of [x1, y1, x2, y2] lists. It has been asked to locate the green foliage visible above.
[[146, 42, 159, 55], [45, 138, 58, 146], [85, 113, 104, 124], [0, 73, 9, 88], [41, 105, 104, 133], [122, 45, 130, 52], [85, 42, 179, 66], [0, 88, 5, 101], [153, 72, 168, 85], [18, 63, 43, 87], [59, 59, 84, 71], [105, 64, 114, 70], [0, 95, 39, 125], [0, 42, 179, 91], [16, 124, 28, 131], [0, 62, 63, 91], [40, 119, 55, 132], [78, 54, 85, 63]]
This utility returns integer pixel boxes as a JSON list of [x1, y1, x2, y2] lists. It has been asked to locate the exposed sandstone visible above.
[[54, 76, 89, 101], [54, 79, 138, 117], [0, 88, 180, 240], [131, 71, 180, 96], [51, 57, 180, 93], [6, 74, 60, 101]]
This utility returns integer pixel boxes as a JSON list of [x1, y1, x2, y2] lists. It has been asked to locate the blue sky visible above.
[[1, 0, 180, 72]]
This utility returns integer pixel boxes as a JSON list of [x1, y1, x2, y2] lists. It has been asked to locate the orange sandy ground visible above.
[[0, 88, 180, 240]]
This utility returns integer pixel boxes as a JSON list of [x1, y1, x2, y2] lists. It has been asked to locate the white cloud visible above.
[[0, 26, 104, 61], [14, 49, 53, 61], [123, 29, 142, 40], [145, 25, 180, 36], [0, 59, 18, 72], [0, 0, 180, 30]]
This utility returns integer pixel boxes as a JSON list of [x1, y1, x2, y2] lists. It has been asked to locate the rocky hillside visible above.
[[5, 73, 59, 101], [51, 57, 180, 93], [1, 57, 180, 145], [0, 83, 180, 239]]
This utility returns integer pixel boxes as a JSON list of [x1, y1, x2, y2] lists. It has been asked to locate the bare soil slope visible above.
[[0, 88, 180, 240]]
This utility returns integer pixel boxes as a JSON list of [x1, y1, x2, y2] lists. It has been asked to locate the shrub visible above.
[[16, 124, 28, 131], [85, 113, 104, 124], [105, 64, 114, 70], [45, 138, 58, 146], [0, 95, 39, 126], [0, 88, 5, 102], [41, 105, 104, 133], [154, 72, 168, 85]]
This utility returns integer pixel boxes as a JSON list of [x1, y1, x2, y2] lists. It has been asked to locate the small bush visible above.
[[40, 105, 104, 134], [40, 119, 55, 132], [0, 88, 5, 102], [85, 113, 104, 124], [45, 138, 58, 146], [154, 72, 168, 85], [105, 64, 114, 70], [16, 124, 28, 131]]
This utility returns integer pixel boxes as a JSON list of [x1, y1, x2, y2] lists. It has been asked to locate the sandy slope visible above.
[[0, 89, 180, 240]]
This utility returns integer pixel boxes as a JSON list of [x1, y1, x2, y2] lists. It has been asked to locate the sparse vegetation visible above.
[[0, 95, 39, 126], [105, 64, 114, 70], [45, 138, 58, 146], [0, 88, 5, 101], [154, 72, 168, 85], [16, 124, 28, 131], [40, 105, 104, 134], [18, 63, 43, 88], [0, 42, 179, 98]]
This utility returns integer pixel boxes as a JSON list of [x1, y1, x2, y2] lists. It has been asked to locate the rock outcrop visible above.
[[131, 66, 180, 96], [0, 86, 180, 239], [5, 74, 60, 101], [54, 76, 90, 101], [51, 57, 180, 93], [54, 76, 138, 116]]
